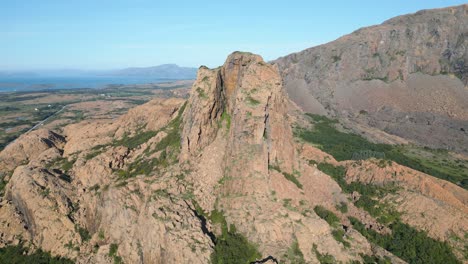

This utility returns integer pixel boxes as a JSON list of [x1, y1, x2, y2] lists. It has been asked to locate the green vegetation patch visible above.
[[108, 243, 123, 264], [297, 113, 468, 189], [113, 130, 158, 149], [317, 162, 399, 224], [75, 225, 91, 242], [219, 110, 231, 130], [312, 244, 336, 264], [209, 209, 261, 264], [0, 244, 74, 264], [269, 165, 303, 189], [311, 205, 350, 248], [359, 254, 391, 264], [313, 205, 340, 226], [349, 217, 460, 264], [84, 144, 109, 161], [0, 176, 8, 196], [282, 171, 303, 189], [114, 102, 187, 179], [246, 95, 260, 106], [336, 202, 348, 213], [283, 240, 306, 264], [332, 229, 350, 248], [313, 159, 459, 262], [332, 55, 341, 63], [196, 87, 208, 99]]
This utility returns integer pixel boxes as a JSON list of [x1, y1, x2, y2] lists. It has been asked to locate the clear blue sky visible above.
[[1, 0, 466, 70]]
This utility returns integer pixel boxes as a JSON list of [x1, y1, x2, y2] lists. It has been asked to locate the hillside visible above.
[[275, 4, 468, 154], [0, 51, 465, 263]]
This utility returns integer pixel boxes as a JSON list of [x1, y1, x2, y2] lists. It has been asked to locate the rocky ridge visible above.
[[0, 51, 466, 263]]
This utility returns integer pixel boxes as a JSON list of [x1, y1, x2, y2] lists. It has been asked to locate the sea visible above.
[[0, 76, 175, 93]]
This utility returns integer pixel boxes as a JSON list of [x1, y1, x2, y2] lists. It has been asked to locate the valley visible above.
[[0, 81, 192, 151]]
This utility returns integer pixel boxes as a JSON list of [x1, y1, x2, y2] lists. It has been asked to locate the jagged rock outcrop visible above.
[[182, 52, 295, 180], [0, 98, 213, 264], [181, 52, 371, 263], [0, 49, 466, 263], [0, 129, 65, 173], [275, 4, 468, 153]]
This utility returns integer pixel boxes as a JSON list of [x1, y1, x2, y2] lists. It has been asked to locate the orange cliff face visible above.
[[0, 49, 466, 263]]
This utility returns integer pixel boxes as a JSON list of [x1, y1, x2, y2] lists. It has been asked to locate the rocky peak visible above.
[[221, 51, 264, 106], [181, 52, 294, 174]]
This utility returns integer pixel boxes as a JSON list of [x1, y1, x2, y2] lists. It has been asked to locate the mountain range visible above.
[[0, 64, 198, 80]]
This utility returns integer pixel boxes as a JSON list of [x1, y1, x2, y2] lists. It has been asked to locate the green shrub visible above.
[[360, 254, 391, 264], [98, 230, 105, 240], [208, 209, 261, 264], [196, 87, 208, 99], [314, 206, 339, 226], [297, 113, 467, 189], [0, 178, 7, 196], [75, 225, 91, 241], [108, 243, 123, 264], [282, 172, 303, 189], [84, 144, 109, 161], [317, 163, 346, 186], [246, 96, 260, 106], [316, 162, 399, 224], [349, 217, 460, 264], [114, 130, 158, 149], [220, 110, 231, 129], [332, 229, 350, 248], [108, 243, 118, 257], [283, 240, 306, 264], [332, 55, 341, 63], [61, 159, 74, 172], [336, 202, 348, 213], [210, 209, 226, 225], [268, 165, 303, 189], [0, 244, 74, 264], [297, 114, 390, 161], [312, 244, 336, 264], [211, 230, 261, 264]]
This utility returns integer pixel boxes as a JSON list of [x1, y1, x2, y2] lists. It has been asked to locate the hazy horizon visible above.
[[2, 0, 467, 71]]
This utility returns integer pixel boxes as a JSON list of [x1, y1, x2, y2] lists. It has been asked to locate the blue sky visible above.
[[1, 0, 466, 70]]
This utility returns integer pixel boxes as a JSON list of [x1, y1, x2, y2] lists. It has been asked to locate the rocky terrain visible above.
[[0, 50, 465, 264], [275, 4, 468, 153], [0, 5, 467, 264]]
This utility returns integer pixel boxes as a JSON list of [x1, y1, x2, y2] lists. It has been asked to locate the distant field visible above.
[[0, 81, 192, 151]]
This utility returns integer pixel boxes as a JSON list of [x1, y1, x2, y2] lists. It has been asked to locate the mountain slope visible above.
[[0, 51, 465, 263], [275, 4, 468, 153]]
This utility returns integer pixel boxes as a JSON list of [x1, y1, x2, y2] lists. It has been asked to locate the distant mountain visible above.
[[0, 64, 198, 79], [107, 64, 197, 79], [0, 71, 39, 77]]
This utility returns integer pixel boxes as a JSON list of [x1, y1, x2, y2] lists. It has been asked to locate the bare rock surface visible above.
[[275, 4, 468, 153], [0, 50, 466, 263]]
